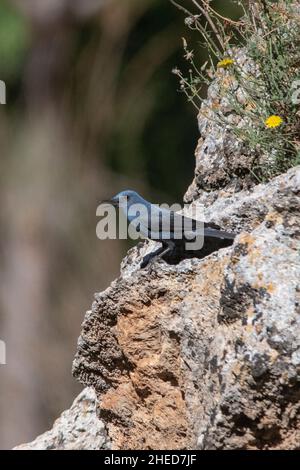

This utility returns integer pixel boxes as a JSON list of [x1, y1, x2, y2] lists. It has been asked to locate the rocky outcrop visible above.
[[15, 48, 300, 450], [184, 48, 260, 201], [14, 388, 110, 450], [70, 166, 300, 450]]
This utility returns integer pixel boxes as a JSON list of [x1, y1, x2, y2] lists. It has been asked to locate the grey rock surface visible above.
[[184, 48, 262, 202], [71, 166, 300, 450], [14, 387, 110, 450]]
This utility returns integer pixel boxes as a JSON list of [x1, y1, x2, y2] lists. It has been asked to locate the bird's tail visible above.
[[204, 227, 236, 240]]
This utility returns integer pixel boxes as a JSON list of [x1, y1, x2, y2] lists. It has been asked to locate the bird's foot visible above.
[[146, 258, 156, 273]]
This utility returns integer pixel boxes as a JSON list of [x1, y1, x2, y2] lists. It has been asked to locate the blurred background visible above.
[[0, 0, 239, 449]]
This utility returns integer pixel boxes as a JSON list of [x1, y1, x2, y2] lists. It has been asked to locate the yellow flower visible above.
[[217, 58, 234, 68], [265, 115, 283, 128]]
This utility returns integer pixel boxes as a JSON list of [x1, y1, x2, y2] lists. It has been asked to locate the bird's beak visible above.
[[101, 198, 119, 207]]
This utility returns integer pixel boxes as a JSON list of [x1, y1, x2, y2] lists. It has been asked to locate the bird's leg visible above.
[[140, 244, 165, 269], [155, 243, 174, 261], [142, 242, 175, 270]]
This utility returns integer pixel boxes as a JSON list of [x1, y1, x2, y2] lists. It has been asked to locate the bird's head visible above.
[[102, 190, 144, 209]]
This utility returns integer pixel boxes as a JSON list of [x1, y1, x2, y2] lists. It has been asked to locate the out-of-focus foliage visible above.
[[0, 0, 29, 80]]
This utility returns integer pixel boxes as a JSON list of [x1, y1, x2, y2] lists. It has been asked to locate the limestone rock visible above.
[[72, 166, 300, 450], [184, 49, 261, 202], [14, 388, 110, 450]]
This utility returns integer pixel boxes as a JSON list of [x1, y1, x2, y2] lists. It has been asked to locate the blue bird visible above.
[[103, 190, 235, 268]]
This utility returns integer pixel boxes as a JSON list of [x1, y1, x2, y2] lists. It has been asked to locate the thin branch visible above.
[[201, 0, 243, 26], [169, 0, 193, 17], [191, 0, 225, 50]]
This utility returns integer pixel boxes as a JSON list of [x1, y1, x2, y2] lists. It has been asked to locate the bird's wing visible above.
[[146, 207, 202, 240], [136, 205, 235, 241], [168, 210, 235, 241]]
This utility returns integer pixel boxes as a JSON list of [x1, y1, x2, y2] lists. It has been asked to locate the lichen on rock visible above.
[[185, 48, 261, 202]]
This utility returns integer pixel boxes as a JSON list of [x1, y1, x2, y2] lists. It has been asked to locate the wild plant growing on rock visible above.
[[172, 0, 300, 182]]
